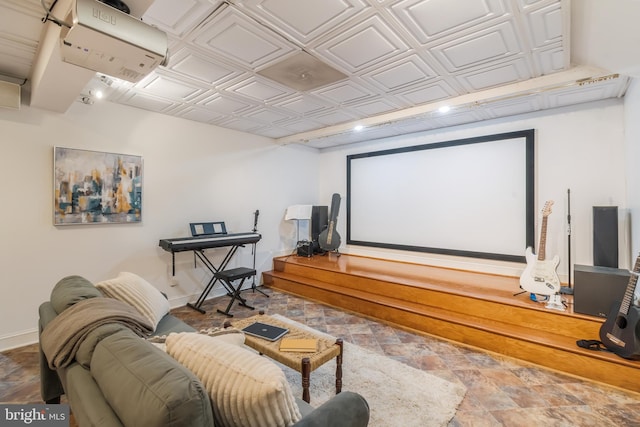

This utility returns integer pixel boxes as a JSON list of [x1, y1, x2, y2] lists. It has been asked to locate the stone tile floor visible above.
[[2, 287, 640, 426]]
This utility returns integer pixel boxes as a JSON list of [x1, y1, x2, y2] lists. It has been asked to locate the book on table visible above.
[[241, 322, 288, 341], [279, 338, 318, 352]]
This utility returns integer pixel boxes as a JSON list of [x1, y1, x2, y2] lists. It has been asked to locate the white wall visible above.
[[0, 95, 632, 351], [624, 79, 640, 258], [318, 99, 628, 279], [0, 100, 319, 351]]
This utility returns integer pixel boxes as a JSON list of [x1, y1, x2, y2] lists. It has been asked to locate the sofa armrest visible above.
[[39, 302, 65, 403], [293, 391, 369, 427]]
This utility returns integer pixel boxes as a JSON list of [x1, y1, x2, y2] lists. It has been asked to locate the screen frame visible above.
[[346, 129, 535, 263]]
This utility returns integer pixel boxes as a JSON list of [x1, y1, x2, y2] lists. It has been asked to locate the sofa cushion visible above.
[[199, 327, 246, 346], [166, 332, 301, 427], [91, 329, 213, 427], [154, 313, 196, 336], [50, 275, 102, 314], [96, 272, 170, 329]]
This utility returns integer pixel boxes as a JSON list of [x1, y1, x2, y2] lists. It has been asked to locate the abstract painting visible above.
[[53, 147, 143, 225]]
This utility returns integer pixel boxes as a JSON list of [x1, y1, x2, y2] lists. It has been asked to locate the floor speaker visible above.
[[573, 264, 629, 317], [311, 206, 328, 253], [593, 206, 618, 268]]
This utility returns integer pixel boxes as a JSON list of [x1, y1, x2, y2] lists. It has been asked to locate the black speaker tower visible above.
[[593, 206, 618, 268], [311, 206, 328, 254]]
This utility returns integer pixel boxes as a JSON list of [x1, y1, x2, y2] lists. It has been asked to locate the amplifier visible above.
[[296, 240, 313, 257], [573, 264, 630, 318]]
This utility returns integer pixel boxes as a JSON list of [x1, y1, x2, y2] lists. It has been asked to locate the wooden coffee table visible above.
[[231, 313, 343, 403]]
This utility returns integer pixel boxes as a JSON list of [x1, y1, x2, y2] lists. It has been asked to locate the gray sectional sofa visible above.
[[38, 275, 369, 427]]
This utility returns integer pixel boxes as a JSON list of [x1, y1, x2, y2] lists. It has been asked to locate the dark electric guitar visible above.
[[599, 253, 640, 360], [318, 193, 341, 252]]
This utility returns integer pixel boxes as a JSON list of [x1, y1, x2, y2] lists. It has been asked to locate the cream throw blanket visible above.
[[41, 298, 153, 369]]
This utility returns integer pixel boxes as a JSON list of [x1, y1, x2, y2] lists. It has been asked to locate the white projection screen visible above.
[[347, 130, 535, 262]]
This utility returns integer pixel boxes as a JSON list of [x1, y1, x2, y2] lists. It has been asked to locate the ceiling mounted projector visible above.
[[60, 0, 168, 83], [98, 0, 130, 14]]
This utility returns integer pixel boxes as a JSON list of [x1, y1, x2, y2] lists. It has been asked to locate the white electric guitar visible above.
[[519, 201, 561, 296]]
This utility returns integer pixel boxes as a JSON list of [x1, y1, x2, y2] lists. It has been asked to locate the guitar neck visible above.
[[619, 255, 640, 314], [537, 216, 548, 261]]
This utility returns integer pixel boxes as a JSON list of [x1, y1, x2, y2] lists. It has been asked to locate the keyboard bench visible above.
[[214, 267, 256, 317]]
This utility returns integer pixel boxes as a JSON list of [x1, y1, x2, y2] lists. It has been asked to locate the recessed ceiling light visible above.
[[354, 125, 364, 131], [89, 89, 103, 99], [438, 105, 450, 113]]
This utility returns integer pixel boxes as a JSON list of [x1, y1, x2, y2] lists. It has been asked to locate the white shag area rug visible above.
[[271, 314, 467, 427]]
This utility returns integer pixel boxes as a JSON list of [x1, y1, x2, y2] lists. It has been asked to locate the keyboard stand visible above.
[[186, 245, 240, 314], [214, 267, 256, 317], [159, 226, 262, 315]]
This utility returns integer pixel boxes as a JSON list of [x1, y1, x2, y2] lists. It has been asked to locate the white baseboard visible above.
[[0, 329, 39, 352]]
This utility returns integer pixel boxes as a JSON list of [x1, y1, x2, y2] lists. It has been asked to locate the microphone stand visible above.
[[248, 209, 268, 297], [560, 189, 573, 295]]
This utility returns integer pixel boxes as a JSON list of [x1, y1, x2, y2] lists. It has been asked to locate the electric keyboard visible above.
[[159, 232, 261, 253]]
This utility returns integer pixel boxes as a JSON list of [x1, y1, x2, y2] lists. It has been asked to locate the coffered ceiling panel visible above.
[[532, 43, 565, 74], [0, 0, 634, 149], [251, 126, 291, 138], [457, 57, 533, 91], [189, 6, 296, 69], [524, 1, 563, 48], [389, 0, 507, 43], [217, 116, 264, 133], [233, 0, 368, 45], [142, 0, 224, 38], [245, 107, 293, 124], [227, 76, 292, 102], [275, 95, 332, 115], [119, 92, 176, 112], [430, 21, 525, 72], [313, 14, 409, 72], [361, 53, 437, 92], [174, 105, 226, 124], [349, 97, 402, 116], [167, 48, 243, 85], [277, 117, 324, 133], [394, 80, 459, 105], [518, 0, 551, 8], [313, 80, 373, 105], [198, 94, 255, 116], [136, 73, 206, 101], [312, 109, 360, 126]]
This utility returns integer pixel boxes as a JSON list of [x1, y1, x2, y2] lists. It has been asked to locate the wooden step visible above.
[[271, 258, 601, 339], [263, 253, 640, 394]]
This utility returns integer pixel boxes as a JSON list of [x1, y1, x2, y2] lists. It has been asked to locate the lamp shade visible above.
[[285, 205, 313, 220]]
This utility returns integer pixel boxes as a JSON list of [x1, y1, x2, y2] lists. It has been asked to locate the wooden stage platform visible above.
[[262, 253, 640, 394]]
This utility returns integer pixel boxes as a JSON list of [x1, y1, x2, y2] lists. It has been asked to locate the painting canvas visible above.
[[54, 147, 143, 225]]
